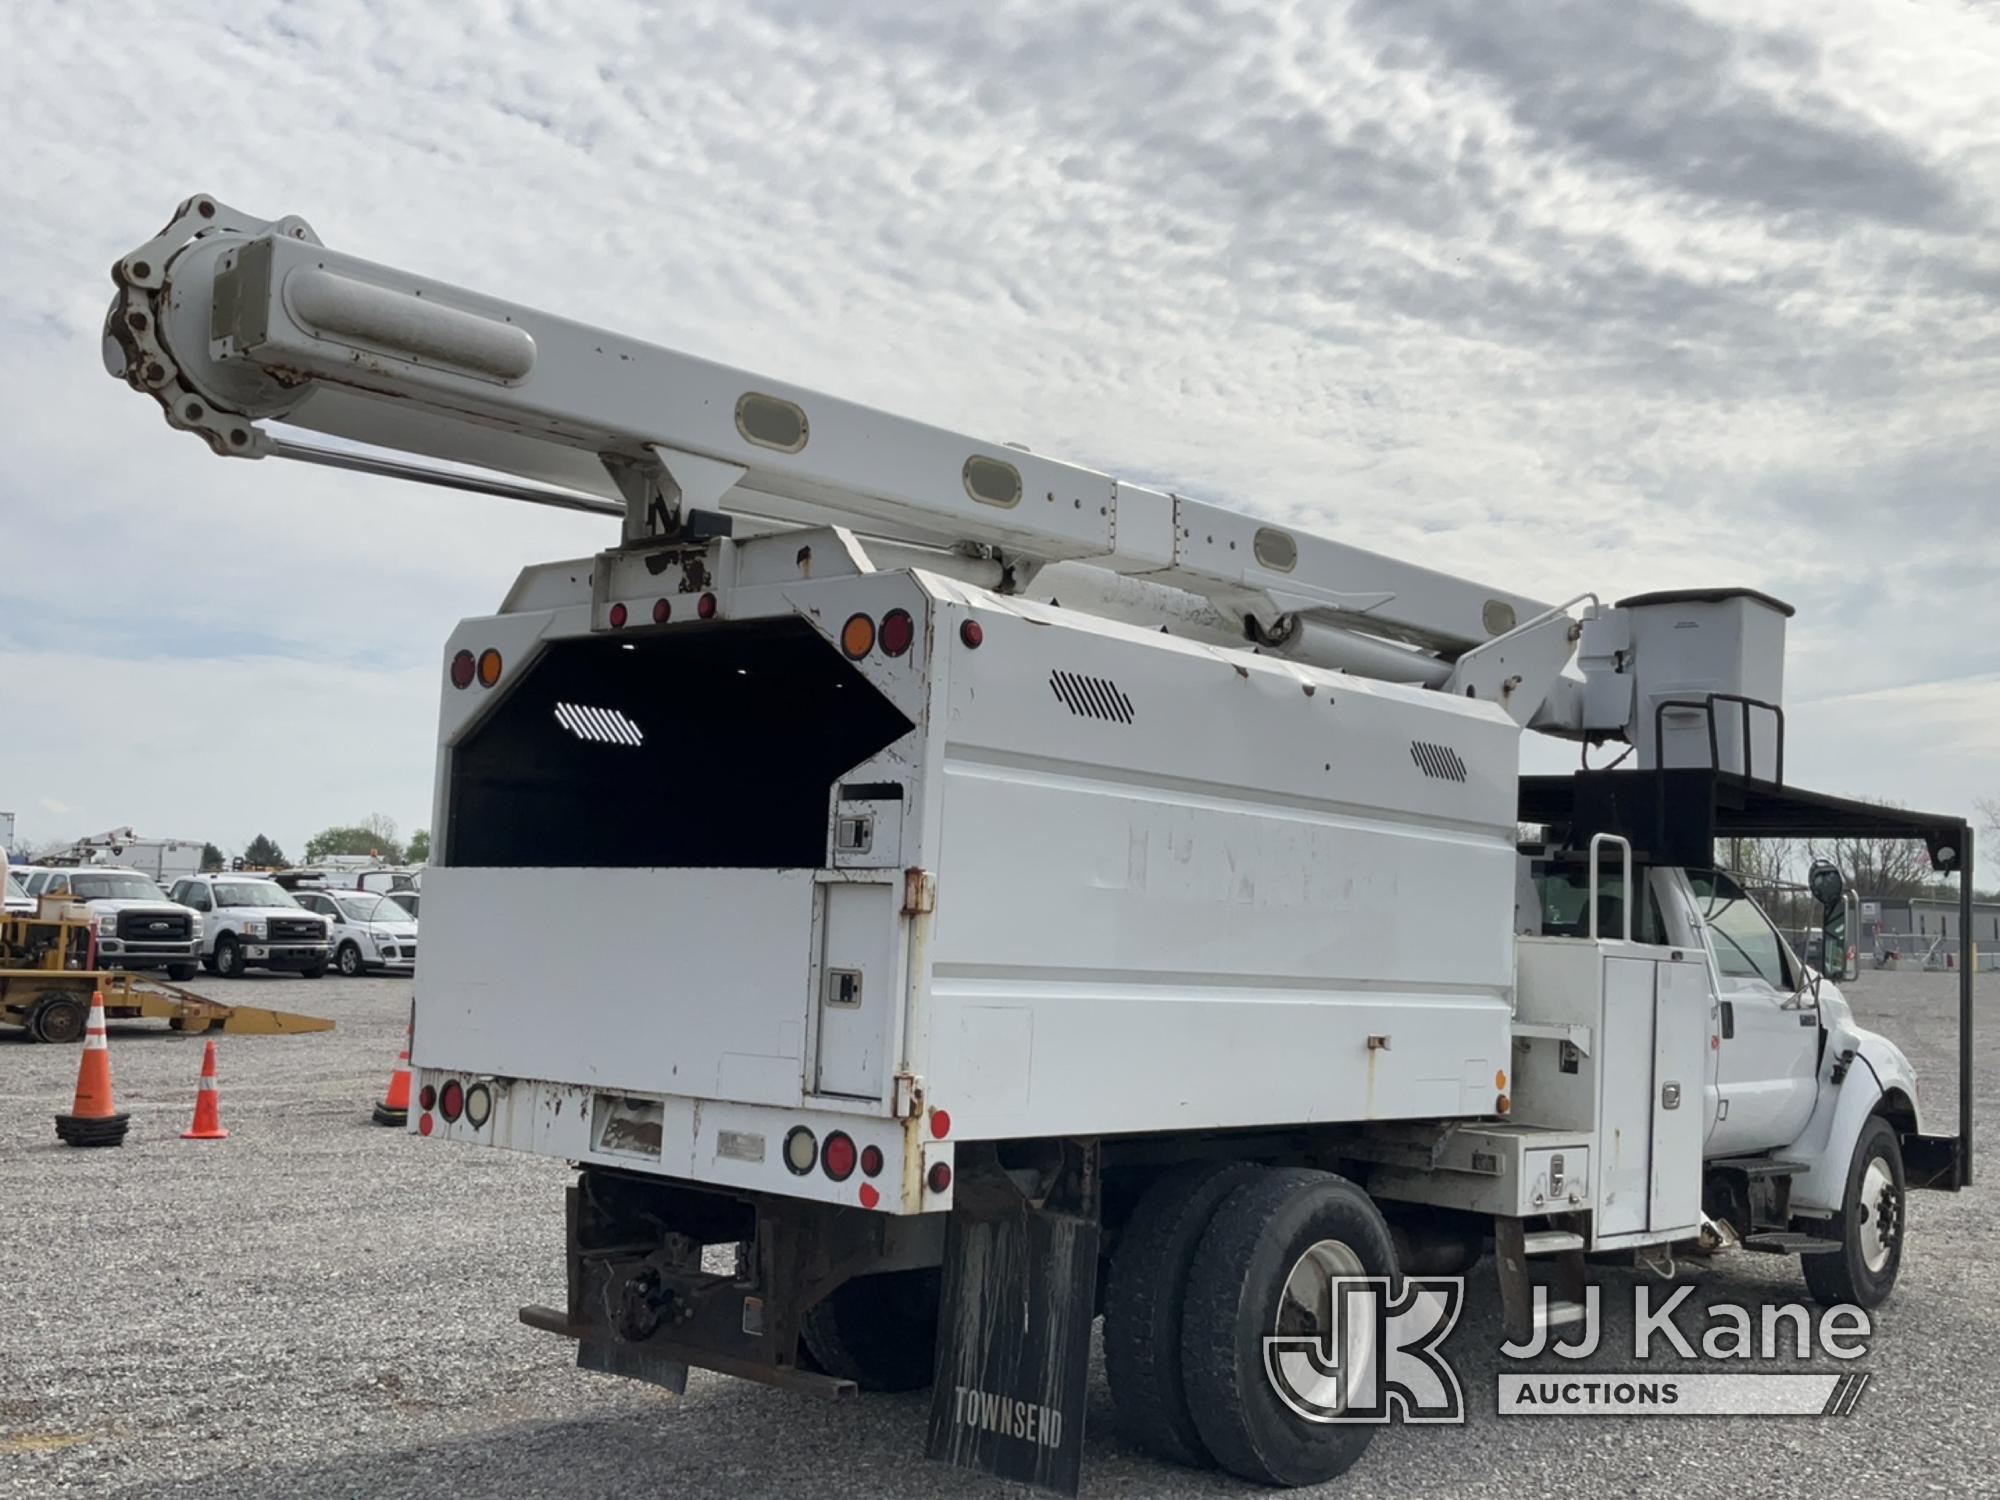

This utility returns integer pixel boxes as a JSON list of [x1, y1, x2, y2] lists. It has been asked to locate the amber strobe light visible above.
[[841, 613, 876, 659], [476, 648, 503, 687]]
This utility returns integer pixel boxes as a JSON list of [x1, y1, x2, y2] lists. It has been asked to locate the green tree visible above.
[[305, 813, 404, 864], [242, 834, 287, 868], [200, 842, 226, 872], [405, 829, 430, 864]]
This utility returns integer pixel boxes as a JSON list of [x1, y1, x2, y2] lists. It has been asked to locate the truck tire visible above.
[[166, 963, 197, 982], [302, 963, 326, 979], [1180, 1168, 1397, 1487], [1803, 1115, 1905, 1309], [214, 936, 244, 978], [28, 991, 88, 1044], [336, 942, 363, 977], [799, 1268, 940, 1391], [1105, 1160, 1266, 1466]]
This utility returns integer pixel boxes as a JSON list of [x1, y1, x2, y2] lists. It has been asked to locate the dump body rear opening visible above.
[[447, 620, 914, 869]]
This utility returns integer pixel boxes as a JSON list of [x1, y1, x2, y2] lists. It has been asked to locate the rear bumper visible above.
[[408, 1069, 954, 1215]]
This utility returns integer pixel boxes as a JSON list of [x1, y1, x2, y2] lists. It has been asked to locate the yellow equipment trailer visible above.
[[1, 900, 334, 1043]]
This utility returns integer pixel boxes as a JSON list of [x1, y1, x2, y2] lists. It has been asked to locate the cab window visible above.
[[1689, 870, 1793, 989], [1532, 865, 1666, 945]]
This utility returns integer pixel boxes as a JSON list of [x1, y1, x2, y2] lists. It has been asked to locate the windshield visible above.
[[70, 874, 167, 902], [212, 882, 300, 909], [336, 894, 398, 922]]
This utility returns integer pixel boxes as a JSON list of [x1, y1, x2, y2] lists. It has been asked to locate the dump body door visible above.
[[812, 879, 900, 1099]]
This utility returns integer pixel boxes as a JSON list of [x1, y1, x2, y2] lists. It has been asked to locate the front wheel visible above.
[[213, 937, 244, 978], [301, 963, 326, 979], [336, 942, 363, 977], [1180, 1169, 1398, 1487], [166, 963, 197, 982], [1803, 1115, 1905, 1309]]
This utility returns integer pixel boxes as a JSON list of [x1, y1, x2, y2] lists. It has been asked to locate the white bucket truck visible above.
[[104, 196, 1973, 1493]]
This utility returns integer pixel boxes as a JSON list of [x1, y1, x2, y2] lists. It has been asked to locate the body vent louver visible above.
[[1411, 740, 1468, 782], [1050, 670, 1135, 724], [555, 702, 646, 746]]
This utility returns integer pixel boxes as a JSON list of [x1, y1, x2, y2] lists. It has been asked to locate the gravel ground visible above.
[[1, 968, 1994, 1499]]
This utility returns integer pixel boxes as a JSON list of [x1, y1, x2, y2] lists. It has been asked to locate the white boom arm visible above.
[[104, 194, 1584, 720]]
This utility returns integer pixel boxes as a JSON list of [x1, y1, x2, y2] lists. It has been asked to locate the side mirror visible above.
[[1808, 860, 1853, 982]]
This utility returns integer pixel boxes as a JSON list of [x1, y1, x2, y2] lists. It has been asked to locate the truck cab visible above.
[[1518, 847, 1920, 1303]]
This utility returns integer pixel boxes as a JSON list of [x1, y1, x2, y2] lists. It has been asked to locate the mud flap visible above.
[[925, 1209, 1098, 1495], [577, 1339, 690, 1394]]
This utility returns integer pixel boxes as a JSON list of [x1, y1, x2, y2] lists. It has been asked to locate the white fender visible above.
[[1784, 987, 1922, 1214]]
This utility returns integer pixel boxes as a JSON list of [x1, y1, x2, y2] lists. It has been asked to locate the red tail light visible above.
[[418, 1084, 437, 1111], [652, 598, 671, 624], [697, 592, 718, 619], [439, 1079, 464, 1123], [860, 1144, 884, 1178], [879, 609, 915, 657], [608, 602, 628, 628], [449, 650, 475, 689], [959, 619, 984, 648], [822, 1131, 858, 1182], [927, 1161, 952, 1194]]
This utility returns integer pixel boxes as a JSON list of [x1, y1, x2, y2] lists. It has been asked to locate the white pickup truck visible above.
[[167, 873, 331, 978], [30, 866, 202, 981], [102, 196, 1974, 1495]]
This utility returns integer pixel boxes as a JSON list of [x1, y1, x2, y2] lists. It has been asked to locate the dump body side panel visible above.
[[921, 593, 1520, 1139]]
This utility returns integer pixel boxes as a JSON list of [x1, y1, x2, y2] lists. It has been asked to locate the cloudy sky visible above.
[[2, 0, 1996, 862]]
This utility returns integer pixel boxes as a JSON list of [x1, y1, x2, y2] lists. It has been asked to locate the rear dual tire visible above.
[[1104, 1160, 1265, 1466], [1105, 1165, 1400, 1487], [799, 1268, 941, 1392]]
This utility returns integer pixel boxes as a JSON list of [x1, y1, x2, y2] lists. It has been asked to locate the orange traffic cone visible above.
[[181, 1039, 229, 1140], [55, 992, 131, 1147], [372, 1014, 413, 1126]]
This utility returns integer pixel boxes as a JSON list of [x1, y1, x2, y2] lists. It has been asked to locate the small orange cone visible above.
[[372, 1014, 413, 1126], [182, 1039, 230, 1140], [55, 992, 131, 1147]]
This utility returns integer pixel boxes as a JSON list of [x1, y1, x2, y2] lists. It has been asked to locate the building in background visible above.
[[1861, 894, 2000, 968]]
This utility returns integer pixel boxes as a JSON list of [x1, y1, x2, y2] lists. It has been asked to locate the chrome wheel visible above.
[[1857, 1156, 1900, 1274], [1272, 1238, 1370, 1416]]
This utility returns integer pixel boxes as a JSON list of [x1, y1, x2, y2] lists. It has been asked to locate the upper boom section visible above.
[[104, 194, 1545, 658]]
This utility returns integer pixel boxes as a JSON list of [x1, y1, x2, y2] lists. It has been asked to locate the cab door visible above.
[[1687, 870, 1819, 1156]]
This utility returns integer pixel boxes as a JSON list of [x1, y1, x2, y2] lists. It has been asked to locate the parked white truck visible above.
[[104, 196, 1974, 1494]]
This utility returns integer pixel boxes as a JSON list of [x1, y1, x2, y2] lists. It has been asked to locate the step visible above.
[[1521, 1230, 1586, 1256], [1708, 1156, 1811, 1178], [1536, 1298, 1589, 1330], [1740, 1232, 1842, 1255]]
